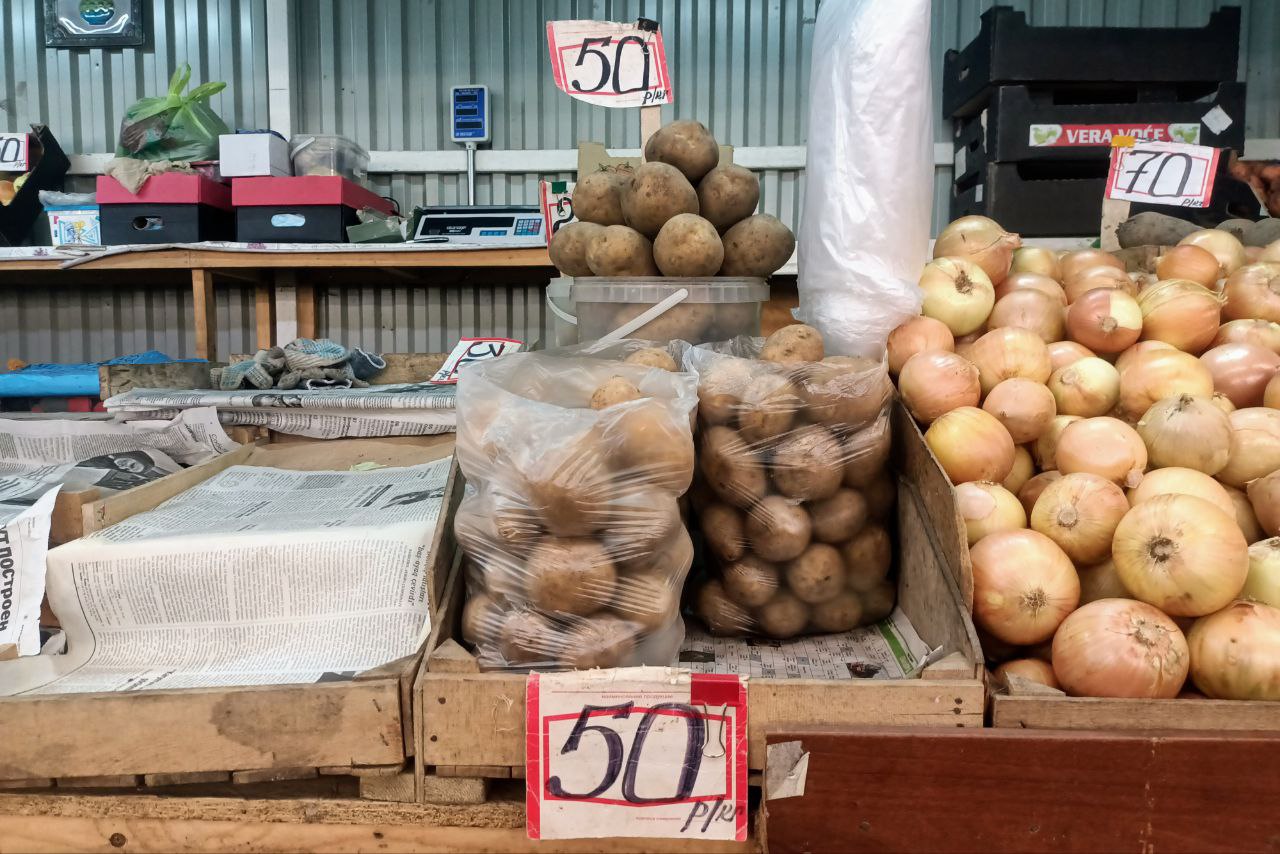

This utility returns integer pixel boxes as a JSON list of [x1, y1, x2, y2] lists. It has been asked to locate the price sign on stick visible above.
[[1105, 139, 1221, 209], [526, 667, 747, 841], [0, 133, 29, 171], [546, 20, 673, 108]]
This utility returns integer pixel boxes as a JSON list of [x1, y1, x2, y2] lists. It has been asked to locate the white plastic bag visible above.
[[796, 0, 932, 357]]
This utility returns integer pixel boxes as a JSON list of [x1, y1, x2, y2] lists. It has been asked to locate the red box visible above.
[[96, 174, 232, 211], [231, 176, 394, 215]]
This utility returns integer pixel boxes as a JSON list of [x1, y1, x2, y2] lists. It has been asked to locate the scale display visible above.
[[451, 85, 491, 144], [413, 205, 545, 246]]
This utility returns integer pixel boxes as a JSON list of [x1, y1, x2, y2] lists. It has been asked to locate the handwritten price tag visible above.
[[1105, 140, 1221, 209], [540, 180, 576, 237], [546, 20, 673, 108], [0, 133, 29, 171], [429, 337, 522, 384], [526, 667, 747, 842]]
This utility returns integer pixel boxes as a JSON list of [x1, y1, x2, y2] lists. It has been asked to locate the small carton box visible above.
[[218, 133, 292, 178], [46, 206, 100, 245]]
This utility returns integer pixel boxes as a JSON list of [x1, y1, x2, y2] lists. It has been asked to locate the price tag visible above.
[[526, 667, 747, 842], [546, 20, 673, 108], [1105, 139, 1221, 209], [540, 180, 576, 237], [0, 133, 29, 171], [429, 337, 522, 384]]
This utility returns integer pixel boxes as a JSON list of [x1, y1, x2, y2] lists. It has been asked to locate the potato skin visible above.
[[623, 347, 678, 372], [697, 164, 760, 232], [622, 162, 700, 238], [721, 214, 796, 277], [698, 358, 754, 425], [574, 167, 632, 226], [745, 495, 812, 561], [722, 555, 780, 608], [757, 591, 810, 638], [737, 372, 800, 442], [841, 525, 892, 593], [644, 120, 720, 183], [559, 615, 637, 669], [497, 610, 561, 665], [611, 302, 712, 341], [700, 425, 768, 508], [770, 425, 844, 500], [697, 579, 754, 635], [548, 221, 604, 277], [859, 579, 896, 623], [602, 399, 695, 493], [461, 591, 505, 647], [590, 376, 644, 410], [586, 225, 659, 276], [808, 488, 869, 544], [654, 213, 724, 277], [842, 418, 892, 488], [701, 502, 747, 561], [785, 543, 847, 604], [761, 324, 824, 364], [525, 537, 617, 617], [811, 592, 864, 632], [799, 356, 894, 428], [524, 432, 611, 536]]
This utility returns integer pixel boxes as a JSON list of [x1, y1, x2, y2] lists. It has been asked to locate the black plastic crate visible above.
[[943, 6, 1240, 119]]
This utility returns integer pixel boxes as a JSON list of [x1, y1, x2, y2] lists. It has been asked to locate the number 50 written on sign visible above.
[[547, 20, 674, 108]]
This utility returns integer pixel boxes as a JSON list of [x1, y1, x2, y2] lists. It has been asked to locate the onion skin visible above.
[[1052, 599, 1189, 699], [934, 215, 1020, 285], [1268, 373, 1280, 409], [920, 257, 996, 336], [1221, 262, 1280, 323], [899, 349, 980, 424], [1157, 244, 1221, 289], [1066, 288, 1143, 354], [888, 316, 955, 376], [1018, 471, 1062, 517], [970, 529, 1080, 644], [1078, 559, 1132, 606], [1265, 241, 1280, 264], [1056, 417, 1147, 488], [1136, 394, 1232, 475], [1179, 229, 1247, 279], [1048, 340, 1094, 371], [988, 289, 1064, 343], [1061, 249, 1124, 284], [967, 327, 1052, 396], [1217, 407, 1280, 488], [1199, 343, 1280, 409], [1127, 466, 1235, 519], [982, 378, 1057, 443], [1243, 539, 1280, 606], [1010, 247, 1061, 281], [1115, 340, 1175, 375], [1212, 319, 1280, 355], [1031, 472, 1130, 565], [1112, 494, 1249, 617], [1032, 415, 1081, 471], [1048, 357, 1120, 418], [1138, 279, 1224, 355], [1226, 484, 1265, 543], [996, 271, 1067, 306], [1188, 601, 1280, 700], [956, 481, 1026, 546], [1118, 349, 1215, 422], [1063, 264, 1135, 304], [1002, 445, 1034, 495], [1248, 470, 1280, 537], [994, 658, 1060, 689], [925, 406, 1015, 485]]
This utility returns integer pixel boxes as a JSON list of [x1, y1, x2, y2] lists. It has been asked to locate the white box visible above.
[[218, 133, 292, 177]]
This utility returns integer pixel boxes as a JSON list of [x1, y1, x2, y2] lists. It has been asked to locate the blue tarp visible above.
[[0, 351, 205, 398]]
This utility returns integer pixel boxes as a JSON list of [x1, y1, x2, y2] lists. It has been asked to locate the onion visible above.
[[1047, 357, 1120, 418], [994, 658, 1059, 689], [1061, 248, 1124, 283], [1138, 279, 1224, 354], [898, 350, 981, 424], [1066, 288, 1143, 354], [1002, 445, 1034, 495], [1243, 539, 1280, 606], [996, 272, 1068, 307], [1127, 467, 1235, 519], [1052, 599, 1189, 699], [1019, 471, 1062, 517], [1248, 469, 1280, 537], [988, 289, 1064, 342], [1078, 558, 1131, 606], [967, 327, 1052, 395], [1048, 341, 1094, 371], [1246, 247, 1264, 264], [1115, 340, 1175, 375], [933, 215, 1020, 285], [1222, 263, 1280, 323], [1010, 246, 1061, 280], [1226, 485, 1265, 543], [1031, 472, 1130, 565], [1210, 392, 1237, 413], [956, 481, 1026, 546], [1156, 244, 1221, 288], [1063, 264, 1135, 304], [1135, 394, 1232, 475], [919, 258, 996, 336], [1032, 415, 1081, 470], [887, 316, 955, 376], [1179, 229, 1247, 278], [924, 406, 1015, 485], [953, 328, 984, 360], [1213, 319, 1280, 354], [1200, 343, 1280, 408], [1187, 600, 1280, 700], [1056, 417, 1147, 488], [1112, 494, 1249, 617], [1118, 348, 1215, 421], [1264, 240, 1280, 263], [1217, 407, 1280, 488], [970, 529, 1079, 644], [982, 378, 1057, 443], [1268, 373, 1280, 409]]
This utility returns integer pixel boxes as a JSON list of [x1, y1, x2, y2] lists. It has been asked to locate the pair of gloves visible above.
[[212, 338, 386, 391]]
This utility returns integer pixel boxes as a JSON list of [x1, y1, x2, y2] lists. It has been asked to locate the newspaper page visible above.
[[115, 407, 456, 439], [0, 489, 60, 657], [675, 608, 934, 680], [0, 458, 451, 696], [0, 407, 238, 466], [105, 382, 458, 414]]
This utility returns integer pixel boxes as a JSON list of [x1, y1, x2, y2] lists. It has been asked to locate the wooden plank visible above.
[[230, 767, 318, 785], [0, 779, 51, 790], [360, 772, 418, 803], [763, 727, 1280, 854], [428, 639, 481, 674], [992, 694, 1280, 731], [56, 775, 140, 789], [48, 488, 99, 546], [185, 247, 554, 270], [191, 269, 217, 361], [295, 283, 316, 339], [99, 361, 212, 399], [420, 775, 489, 806], [142, 772, 230, 787], [435, 765, 510, 779], [254, 282, 276, 350], [0, 644, 17, 662], [318, 764, 404, 778]]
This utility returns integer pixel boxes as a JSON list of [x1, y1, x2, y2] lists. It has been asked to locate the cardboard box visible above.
[[218, 133, 292, 178], [98, 174, 235, 244], [46, 206, 100, 245], [232, 176, 395, 243]]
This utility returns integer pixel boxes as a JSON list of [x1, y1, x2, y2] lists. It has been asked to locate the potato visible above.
[[761, 324, 824, 365], [859, 580, 896, 623], [590, 376, 644, 409], [480, 494, 544, 555], [697, 579, 754, 636], [770, 425, 844, 500], [701, 502, 747, 561], [623, 347, 678, 372], [756, 591, 810, 638], [644, 120, 720, 183], [497, 610, 561, 665], [573, 167, 632, 226], [841, 525, 891, 593], [560, 615, 636, 669], [611, 301, 712, 341], [697, 164, 760, 233], [525, 537, 617, 617], [722, 555, 781, 608], [1116, 211, 1198, 249], [709, 301, 760, 339], [785, 543, 846, 604], [808, 488, 869, 544], [461, 591, 505, 647], [548, 222, 605, 277], [841, 417, 891, 489], [602, 399, 695, 492], [610, 573, 678, 632], [745, 495, 812, 561], [586, 225, 660, 276], [862, 472, 897, 521], [1217, 219, 1254, 242], [720, 214, 796, 277], [698, 358, 754, 425], [525, 433, 611, 536], [798, 356, 892, 427], [603, 498, 683, 569], [700, 425, 768, 508], [736, 372, 800, 442], [622, 162, 700, 238], [1244, 218, 1280, 248], [811, 592, 863, 633], [654, 213, 724, 277]]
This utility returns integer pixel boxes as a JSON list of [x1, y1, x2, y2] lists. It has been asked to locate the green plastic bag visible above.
[[116, 64, 230, 162]]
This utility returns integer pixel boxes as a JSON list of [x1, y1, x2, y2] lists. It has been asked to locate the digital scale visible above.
[[412, 205, 546, 246]]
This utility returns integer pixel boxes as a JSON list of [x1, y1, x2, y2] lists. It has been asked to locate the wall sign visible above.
[[1105, 139, 1221, 209], [546, 20, 673, 108], [45, 0, 145, 48]]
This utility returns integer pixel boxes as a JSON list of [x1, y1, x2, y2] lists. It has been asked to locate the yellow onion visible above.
[[919, 257, 996, 336], [994, 657, 1059, 689], [1112, 494, 1248, 617], [1264, 240, 1280, 263], [1066, 288, 1143, 354], [1127, 467, 1235, 519], [1135, 394, 1231, 475], [924, 406, 1015, 485], [1118, 348, 1214, 421], [1064, 264, 1135, 304], [1060, 248, 1124, 283], [1178, 229, 1247, 279], [1200, 343, 1280, 409], [1213, 319, 1280, 355], [995, 271, 1068, 306], [1047, 340, 1094, 371], [1052, 599, 1188, 699], [887, 316, 955, 376], [1047, 357, 1120, 418], [1010, 246, 1061, 280], [1056, 417, 1147, 488], [988, 289, 1064, 342], [1031, 472, 1129, 565], [898, 349, 980, 424], [1248, 469, 1280, 537], [1115, 340, 1176, 375], [1019, 471, 1063, 517], [970, 529, 1079, 644], [1211, 392, 1237, 413], [1188, 601, 1280, 700], [982, 377, 1056, 443], [1138, 279, 1223, 354], [967, 327, 1052, 395], [1032, 415, 1081, 470], [1226, 484, 1265, 543], [1218, 407, 1280, 488], [1002, 445, 1034, 495], [1243, 539, 1280, 606], [956, 481, 1026, 546], [1078, 558, 1131, 606], [1245, 247, 1264, 264], [1156, 243, 1221, 288], [933, 215, 1020, 285], [1268, 373, 1280, 409], [953, 328, 984, 361]]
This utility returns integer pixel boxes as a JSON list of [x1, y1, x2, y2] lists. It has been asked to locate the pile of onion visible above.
[[1156, 244, 1221, 288], [933, 215, 1020, 285], [898, 350, 980, 424], [1018, 470, 1062, 516], [989, 289, 1064, 342], [1187, 601, 1280, 700], [1055, 417, 1147, 488], [1061, 248, 1124, 283], [1228, 484, 1265, 543], [1003, 446, 1035, 495], [1052, 599, 1188, 699], [1217, 407, 1280, 488], [1248, 469, 1280, 537], [1242, 538, 1280, 607], [967, 327, 1052, 395], [1199, 343, 1280, 408], [970, 529, 1079, 644], [1222, 263, 1280, 323], [1047, 357, 1120, 417], [1127, 466, 1235, 518], [1032, 415, 1081, 471], [1178, 229, 1246, 279], [996, 272, 1067, 306], [1118, 348, 1214, 421], [1077, 559, 1131, 606], [1030, 472, 1129, 565], [1137, 279, 1223, 354], [1066, 288, 1143, 353], [919, 257, 996, 336], [982, 377, 1056, 443], [1010, 246, 1060, 280], [1063, 264, 1134, 304], [1135, 394, 1231, 475], [887, 315, 954, 376], [994, 657, 1059, 689], [1213, 319, 1280, 354], [1048, 340, 1094, 371], [1267, 373, 1280, 408], [955, 481, 1026, 546], [924, 406, 1015, 485]]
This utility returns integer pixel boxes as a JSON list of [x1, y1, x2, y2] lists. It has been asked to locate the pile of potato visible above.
[[687, 325, 900, 638], [452, 347, 697, 670]]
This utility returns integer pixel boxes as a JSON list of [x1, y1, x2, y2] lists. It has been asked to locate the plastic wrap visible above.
[[454, 350, 698, 670], [116, 64, 230, 163], [795, 0, 931, 357], [684, 331, 898, 638]]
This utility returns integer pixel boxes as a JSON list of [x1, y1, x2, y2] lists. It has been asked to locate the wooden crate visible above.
[[0, 436, 463, 792], [412, 403, 986, 794]]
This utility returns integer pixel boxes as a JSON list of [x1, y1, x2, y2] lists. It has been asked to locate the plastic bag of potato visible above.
[[685, 325, 899, 638], [453, 348, 697, 670]]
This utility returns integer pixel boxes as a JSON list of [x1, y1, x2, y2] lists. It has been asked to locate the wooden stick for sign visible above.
[[191, 268, 218, 361], [640, 106, 661, 158], [1100, 197, 1130, 252]]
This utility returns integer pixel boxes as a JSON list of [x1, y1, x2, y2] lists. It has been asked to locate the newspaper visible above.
[[0, 457, 451, 696], [675, 608, 934, 680], [0, 407, 237, 467], [0, 489, 60, 657], [116, 407, 456, 439]]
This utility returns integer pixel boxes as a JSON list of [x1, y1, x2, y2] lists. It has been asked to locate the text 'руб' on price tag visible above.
[[545, 20, 674, 108], [1105, 139, 1222, 209], [525, 666, 747, 842]]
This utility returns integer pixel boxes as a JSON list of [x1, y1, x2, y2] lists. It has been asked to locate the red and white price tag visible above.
[[526, 667, 747, 842], [429, 337, 522, 384], [0, 133, 29, 171], [540, 179, 576, 237], [546, 20, 674, 108], [1105, 139, 1221, 209]]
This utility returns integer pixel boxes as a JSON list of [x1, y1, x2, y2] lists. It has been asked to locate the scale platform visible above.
[[411, 205, 546, 247]]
